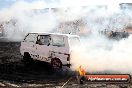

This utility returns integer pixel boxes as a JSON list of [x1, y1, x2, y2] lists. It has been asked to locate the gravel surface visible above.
[[0, 42, 131, 88]]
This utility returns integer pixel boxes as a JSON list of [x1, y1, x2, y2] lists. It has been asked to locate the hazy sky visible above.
[[0, 0, 131, 10], [0, 0, 53, 9], [0, 0, 15, 9]]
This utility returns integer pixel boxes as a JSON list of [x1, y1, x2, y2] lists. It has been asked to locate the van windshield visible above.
[[24, 33, 37, 43], [69, 37, 80, 47]]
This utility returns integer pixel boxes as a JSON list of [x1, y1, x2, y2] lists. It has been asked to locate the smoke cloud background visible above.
[[0, 0, 132, 73]]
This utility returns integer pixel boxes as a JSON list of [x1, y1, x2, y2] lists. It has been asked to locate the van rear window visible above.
[[69, 37, 80, 47]]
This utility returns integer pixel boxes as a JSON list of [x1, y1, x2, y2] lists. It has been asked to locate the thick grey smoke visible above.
[[0, 1, 132, 73], [71, 35, 132, 73], [0, 1, 58, 40], [0, 0, 91, 40], [70, 4, 132, 73]]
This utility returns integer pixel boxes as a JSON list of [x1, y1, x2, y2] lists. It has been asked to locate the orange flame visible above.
[[78, 65, 86, 76]]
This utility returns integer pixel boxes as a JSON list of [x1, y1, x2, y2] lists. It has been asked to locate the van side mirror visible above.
[[47, 43, 50, 46], [36, 40, 42, 45], [36, 41, 38, 44], [36, 40, 39, 44]]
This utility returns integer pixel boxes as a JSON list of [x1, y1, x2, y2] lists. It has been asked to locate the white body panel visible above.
[[20, 33, 80, 66]]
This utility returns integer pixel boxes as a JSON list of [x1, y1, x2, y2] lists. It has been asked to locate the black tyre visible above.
[[51, 58, 62, 69], [23, 52, 33, 65]]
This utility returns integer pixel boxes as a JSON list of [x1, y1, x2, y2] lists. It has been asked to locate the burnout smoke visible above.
[[70, 35, 132, 73], [0, 0, 132, 73], [69, 4, 132, 74], [0, 1, 58, 40]]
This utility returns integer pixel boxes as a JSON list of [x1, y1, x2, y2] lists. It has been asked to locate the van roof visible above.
[[28, 32, 79, 38]]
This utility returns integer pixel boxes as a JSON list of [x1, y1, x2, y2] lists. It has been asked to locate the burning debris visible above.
[[76, 65, 86, 84]]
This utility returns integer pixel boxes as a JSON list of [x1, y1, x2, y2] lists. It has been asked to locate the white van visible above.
[[20, 33, 80, 69]]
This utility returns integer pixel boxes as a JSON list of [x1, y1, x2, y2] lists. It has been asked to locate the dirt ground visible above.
[[0, 41, 131, 88]]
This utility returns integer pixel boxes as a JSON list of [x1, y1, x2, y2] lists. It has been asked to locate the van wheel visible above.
[[23, 52, 33, 65], [51, 58, 62, 69]]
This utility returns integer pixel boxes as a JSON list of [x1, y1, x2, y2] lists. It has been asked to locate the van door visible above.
[[51, 35, 69, 65], [22, 33, 38, 58], [35, 35, 51, 62]]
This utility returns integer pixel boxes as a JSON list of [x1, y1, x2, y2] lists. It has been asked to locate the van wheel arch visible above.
[[23, 52, 33, 64], [51, 58, 62, 69]]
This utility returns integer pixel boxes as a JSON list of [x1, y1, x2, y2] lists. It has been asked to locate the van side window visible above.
[[52, 36, 65, 47], [36, 35, 51, 45]]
